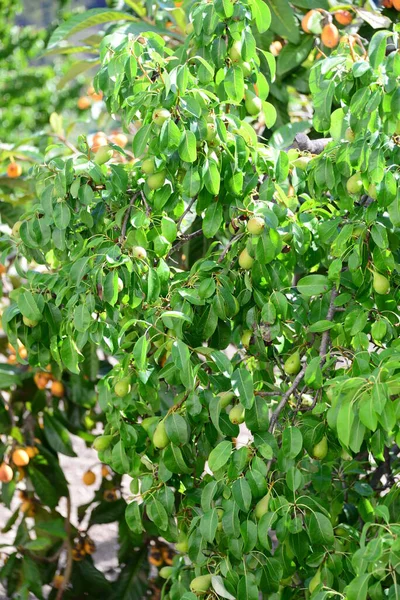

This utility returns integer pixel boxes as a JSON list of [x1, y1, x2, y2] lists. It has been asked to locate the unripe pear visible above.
[[117, 277, 124, 293], [12, 221, 22, 237], [132, 246, 147, 260], [190, 574, 212, 594], [175, 537, 188, 553], [368, 183, 377, 199], [217, 391, 235, 408], [309, 569, 321, 594], [229, 40, 242, 62], [159, 566, 174, 579], [255, 492, 270, 519], [238, 248, 254, 269], [206, 122, 217, 142], [241, 329, 252, 348], [147, 170, 166, 190], [153, 420, 169, 449], [152, 108, 171, 127], [346, 173, 363, 194], [23, 316, 39, 327], [312, 436, 328, 460], [341, 448, 352, 460], [229, 404, 245, 424], [247, 216, 265, 235], [114, 378, 131, 397], [94, 145, 113, 165], [141, 416, 159, 432], [344, 127, 355, 142], [284, 351, 301, 376], [142, 157, 155, 174], [293, 156, 312, 170], [93, 435, 113, 451], [245, 91, 262, 116], [241, 61, 252, 77], [373, 272, 390, 295]]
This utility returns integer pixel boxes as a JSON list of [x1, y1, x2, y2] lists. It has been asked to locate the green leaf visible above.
[[179, 130, 197, 163], [200, 508, 218, 542], [203, 202, 223, 238], [164, 413, 189, 445], [126, 501, 144, 535], [133, 124, 151, 157], [60, 337, 81, 374], [250, 0, 271, 33], [29, 467, 60, 509], [231, 368, 254, 409], [208, 441, 232, 473], [133, 335, 148, 371], [147, 498, 168, 531], [346, 574, 371, 600], [43, 413, 77, 457], [203, 159, 220, 195], [212, 576, 236, 600], [224, 66, 245, 103], [237, 574, 259, 600], [267, 0, 300, 43], [297, 275, 331, 297], [17, 291, 42, 321], [282, 426, 303, 459], [309, 320, 336, 333], [277, 35, 314, 77], [74, 304, 91, 333], [307, 511, 334, 546], [232, 478, 252, 512]]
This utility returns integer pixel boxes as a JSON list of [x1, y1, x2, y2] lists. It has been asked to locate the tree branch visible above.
[[166, 229, 203, 259], [56, 495, 72, 600], [268, 365, 307, 433], [218, 233, 242, 263], [319, 288, 339, 364], [177, 196, 198, 232], [119, 191, 141, 244]]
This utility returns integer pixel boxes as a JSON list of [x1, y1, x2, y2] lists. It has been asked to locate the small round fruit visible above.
[[94, 145, 113, 165], [84, 537, 96, 554], [114, 378, 131, 397], [26, 446, 38, 459], [335, 10, 353, 25], [142, 157, 156, 175], [247, 216, 265, 235], [77, 96, 91, 110], [368, 183, 377, 199], [229, 405, 245, 425], [117, 277, 124, 293], [229, 40, 242, 62], [7, 162, 22, 178], [132, 246, 147, 260], [301, 9, 318, 34], [185, 21, 194, 34], [240, 61, 252, 77], [152, 108, 171, 127], [345, 127, 355, 142], [110, 132, 128, 147], [293, 156, 312, 170], [238, 248, 254, 269], [159, 566, 174, 579], [0, 463, 13, 483], [12, 220, 22, 237], [245, 91, 262, 116], [206, 122, 217, 142], [51, 381, 65, 398], [321, 24, 340, 48], [53, 574, 64, 589], [190, 574, 212, 594], [312, 436, 328, 460], [255, 492, 270, 519], [12, 449, 30, 467], [241, 330, 252, 348], [91, 135, 108, 152], [269, 40, 282, 56], [218, 391, 235, 408], [175, 538, 188, 553], [23, 316, 39, 327], [153, 420, 170, 449], [88, 85, 103, 102], [284, 351, 301, 376], [147, 170, 166, 190], [373, 272, 390, 295], [83, 470, 96, 485], [393, 0, 400, 8], [346, 173, 363, 194], [309, 569, 321, 593]]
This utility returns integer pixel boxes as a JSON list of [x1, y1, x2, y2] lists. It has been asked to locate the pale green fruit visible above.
[[341, 448, 352, 460], [12, 221, 22, 237], [293, 156, 312, 170], [175, 538, 188, 553], [245, 91, 262, 116], [284, 351, 301, 376], [255, 492, 270, 519], [309, 569, 321, 593], [229, 404, 245, 424], [206, 122, 217, 142], [344, 127, 355, 142], [147, 170, 166, 190], [238, 248, 254, 269], [373, 272, 390, 295], [141, 416, 159, 433], [93, 435, 113, 451], [229, 40, 242, 62], [190, 574, 212, 594], [152, 108, 171, 127], [247, 216, 265, 235], [142, 157, 155, 174], [241, 329, 252, 348], [94, 145, 113, 165], [117, 277, 124, 293], [312, 436, 328, 460], [346, 173, 363, 194], [23, 316, 39, 327], [185, 21, 194, 34], [287, 148, 299, 161], [132, 246, 147, 260], [159, 566, 174, 579], [153, 420, 169, 449], [114, 378, 131, 397], [368, 183, 377, 199], [217, 391, 235, 408], [240, 61, 252, 77]]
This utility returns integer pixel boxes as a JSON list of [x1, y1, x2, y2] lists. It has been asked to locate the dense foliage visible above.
[[1, 0, 400, 598]]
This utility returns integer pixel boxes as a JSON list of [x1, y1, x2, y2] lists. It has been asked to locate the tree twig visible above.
[[319, 288, 339, 364], [56, 495, 73, 600], [48, 133, 79, 155], [268, 365, 307, 433], [119, 191, 140, 244], [166, 229, 203, 259], [177, 196, 198, 232], [218, 233, 242, 263]]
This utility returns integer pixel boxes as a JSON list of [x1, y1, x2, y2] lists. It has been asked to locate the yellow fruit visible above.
[[312, 436, 328, 459], [53, 574, 64, 589], [247, 216, 265, 235], [229, 405, 245, 425], [114, 378, 131, 397], [153, 421, 169, 449], [301, 9, 318, 34], [34, 372, 52, 390], [335, 10, 353, 25], [152, 108, 171, 127], [0, 463, 13, 483], [77, 96, 91, 110], [110, 132, 128, 147], [190, 574, 212, 594], [12, 449, 30, 467], [238, 248, 254, 269], [255, 492, 270, 519], [51, 381, 65, 398], [284, 351, 301, 376], [83, 470, 96, 485], [7, 162, 22, 178], [321, 23, 340, 48], [373, 272, 390, 295], [26, 447, 38, 459]]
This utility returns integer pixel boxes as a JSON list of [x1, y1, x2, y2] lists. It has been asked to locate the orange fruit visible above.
[[51, 381, 65, 398], [393, 0, 400, 9], [0, 264, 6, 274], [26, 446, 39, 459], [334, 10, 353, 25], [269, 41, 282, 57], [321, 23, 340, 48], [301, 10, 318, 33], [34, 372, 51, 389], [12, 449, 30, 467], [88, 85, 103, 101], [383, 0, 393, 6], [91, 136, 108, 153], [84, 537, 96, 554], [83, 470, 96, 485], [7, 162, 22, 178], [109, 132, 128, 148], [7, 354, 17, 365], [18, 346, 27, 360], [0, 463, 13, 483], [53, 575, 64, 589], [77, 96, 91, 110]]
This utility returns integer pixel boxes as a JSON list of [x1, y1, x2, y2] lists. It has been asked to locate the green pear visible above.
[[247, 216, 265, 235], [217, 391, 235, 408], [132, 246, 147, 260], [93, 435, 113, 451], [241, 329, 252, 348], [175, 537, 188, 553], [141, 417, 159, 433], [12, 221, 22, 237], [255, 492, 270, 519], [206, 122, 217, 142], [346, 173, 363, 194], [240, 61, 252, 77], [309, 569, 321, 593], [152, 108, 171, 126], [238, 248, 254, 269], [367, 183, 377, 199], [229, 40, 242, 62], [373, 272, 389, 295], [94, 145, 113, 165], [117, 277, 124, 293], [190, 574, 212, 594], [245, 90, 262, 116], [153, 420, 169, 449], [344, 127, 355, 142], [147, 170, 166, 190], [159, 566, 174, 579], [142, 157, 155, 174], [114, 378, 131, 397], [229, 404, 245, 424], [312, 436, 328, 460], [284, 351, 301, 376]]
